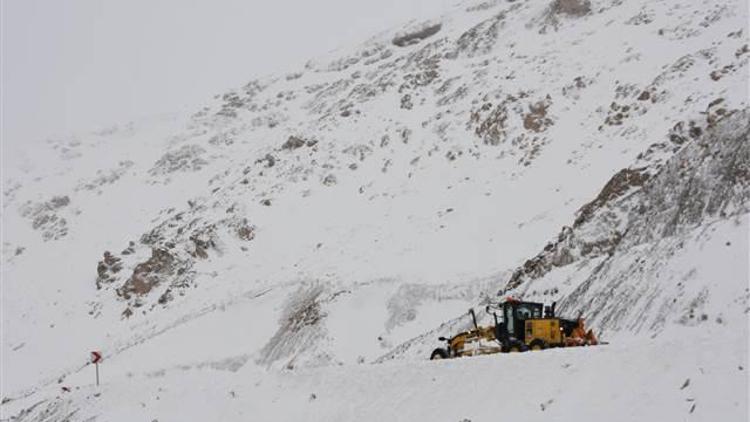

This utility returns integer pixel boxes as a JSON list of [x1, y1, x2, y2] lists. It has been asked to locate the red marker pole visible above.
[[91, 351, 102, 386]]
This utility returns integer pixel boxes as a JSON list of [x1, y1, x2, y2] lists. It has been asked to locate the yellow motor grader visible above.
[[429, 298, 599, 359]]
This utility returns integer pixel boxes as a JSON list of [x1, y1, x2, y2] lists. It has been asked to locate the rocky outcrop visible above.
[[504, 109, 749, 293], [555, 109, 749, 331], [392, 23, 442, 47], [448, 11, 506, 58], [117, 248, 178, 299], [96, 251, 123, 289], [257, 283, 332, 369], [19, 196, 70, 241], [149, 145, 208, 176], [91, 198, 258, 316], [522, 96, 554, 133]]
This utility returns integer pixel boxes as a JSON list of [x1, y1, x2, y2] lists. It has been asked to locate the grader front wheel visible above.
[[503, 340, 528, 353], [430, 348, 449, 360]]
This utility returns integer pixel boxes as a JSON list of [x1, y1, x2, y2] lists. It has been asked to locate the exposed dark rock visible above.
[[118, 248, 177, 299], [282, 136, 307, 150], [189, 227, 217, 259], [20, 195, 71, 241], [400, 69, 440, 92], [448, 10, 509, 58], [472, 102, 509, 145], [470, 94, 531, 145], [551, 0, 591, 17], [575, 168, 650, 226], [237, 220, 257, 241], [342, 144, 373, 161], [257, 283, 329, 367], [539, 0, 592, 32], [392, 23, 442, 47], [256, 154, 276, 168], [121, 241, 136, 255], [49, 196, 70, 208], [322, 174, 338, 186], [523, 96, 553, 133], [96, 251, 123, 289], [400, 94, 414, 110], [158, 288, 174, 305], [150, 145, 208, 176]]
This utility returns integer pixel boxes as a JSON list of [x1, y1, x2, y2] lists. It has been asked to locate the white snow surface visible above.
[[2, 0, 749, 420]]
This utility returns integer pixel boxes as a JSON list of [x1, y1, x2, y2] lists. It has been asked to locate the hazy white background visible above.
[[1, 0, 454, 150]]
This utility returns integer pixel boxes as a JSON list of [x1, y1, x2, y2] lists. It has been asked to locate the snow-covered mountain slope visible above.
[[2, 0, 748, 420]]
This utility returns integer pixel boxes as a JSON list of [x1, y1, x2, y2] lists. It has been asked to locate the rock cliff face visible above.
[[502, 109, 749, 335], [506, 110, 749, 290]]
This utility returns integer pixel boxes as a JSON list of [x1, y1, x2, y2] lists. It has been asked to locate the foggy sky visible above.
[[1, 0, 454, 148]]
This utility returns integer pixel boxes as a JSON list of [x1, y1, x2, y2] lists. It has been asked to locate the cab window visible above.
[[516, 305, 532, 320], [515, 304, 542, 319]]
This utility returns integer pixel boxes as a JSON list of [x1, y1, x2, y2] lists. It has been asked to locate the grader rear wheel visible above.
[[529, 339, 549, 351]]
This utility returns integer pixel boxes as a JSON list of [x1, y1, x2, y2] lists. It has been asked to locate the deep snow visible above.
[[2, 0, 749, 420]]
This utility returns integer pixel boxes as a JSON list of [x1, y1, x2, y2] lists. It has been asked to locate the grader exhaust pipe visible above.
[[469, 308, 480, 331]]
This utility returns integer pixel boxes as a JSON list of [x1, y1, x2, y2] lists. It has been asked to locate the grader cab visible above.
[[430, 298, 599, 360]]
